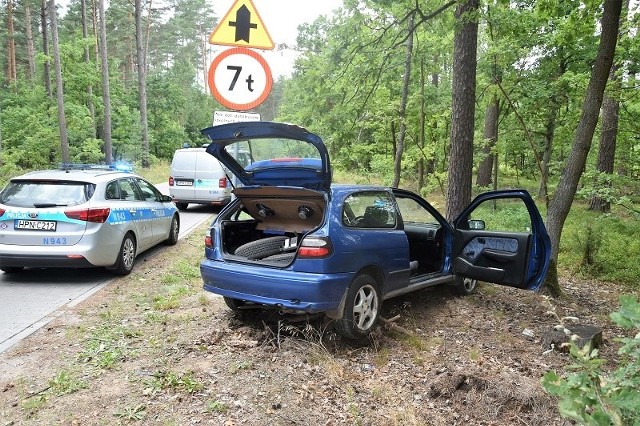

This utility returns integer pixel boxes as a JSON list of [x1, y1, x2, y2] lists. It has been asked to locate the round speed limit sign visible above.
[[207, 47, 273, 111]]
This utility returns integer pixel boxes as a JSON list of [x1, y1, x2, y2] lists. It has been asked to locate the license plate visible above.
[[176, 180, 193, 186], [14, 219, 57, 231]]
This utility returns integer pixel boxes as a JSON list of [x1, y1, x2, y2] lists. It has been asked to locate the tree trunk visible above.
[[81, 0, 97, 135], [135, 0, 150, 168], [6, 0, 17, 83], [98, 0, 113, 164], [476, 94, 498, 187], [49, 0, 70, 163], [446, 0, 479, 222], [25, 2, 37, 81], [41, 0, 52, 97], [538, 98, 560, 200], [418, 58, 426, 191], [392, 13, 414, 188], [544, 0, 622, 297], [590, 0, 627, 213]]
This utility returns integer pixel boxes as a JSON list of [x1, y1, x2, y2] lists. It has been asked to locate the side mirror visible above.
[[468, 219, 485, 230], [162, 195, 173, 203]]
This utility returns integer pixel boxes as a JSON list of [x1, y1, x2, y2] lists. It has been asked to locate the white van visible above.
[[169, 147, 232, 210]]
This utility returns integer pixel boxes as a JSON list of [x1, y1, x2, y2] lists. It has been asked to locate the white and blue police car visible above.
[[0, 163, 180, 275]]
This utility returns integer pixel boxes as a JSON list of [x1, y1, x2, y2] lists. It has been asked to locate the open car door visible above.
[[452, 190, 551, 291]]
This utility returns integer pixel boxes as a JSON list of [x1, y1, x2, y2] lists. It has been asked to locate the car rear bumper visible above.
[[171, 196, 231, 206], [0, 253, 94, 268], [200, 259, 352, 314]]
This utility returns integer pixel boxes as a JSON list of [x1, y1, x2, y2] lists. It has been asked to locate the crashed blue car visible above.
[[199, 122, 551, 340]]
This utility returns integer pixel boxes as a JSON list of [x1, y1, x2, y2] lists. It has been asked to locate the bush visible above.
[[541, 295, 640, 425]]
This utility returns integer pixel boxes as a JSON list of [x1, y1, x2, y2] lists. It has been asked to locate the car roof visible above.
[[10, 168, 139, 184]]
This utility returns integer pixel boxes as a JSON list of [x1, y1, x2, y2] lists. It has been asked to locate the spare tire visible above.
[[234, 236, 288, 259]]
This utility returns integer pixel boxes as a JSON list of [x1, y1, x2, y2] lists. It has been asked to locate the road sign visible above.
[[209, 0, 274, 50], [213, 110, 260, 125], [207, 47, 273, 111]]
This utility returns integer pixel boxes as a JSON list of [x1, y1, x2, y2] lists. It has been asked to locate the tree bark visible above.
[[81, 0, 97, 135], [476, 94, 498, 187], [392, 13, 414, 188], [6, 0, 17, 83], [445, 0, 479, 222], [25, 2, 37, 81], [98, 0, 113, 164], [49, 0, 70, 163], [41, 0, 52, 97], [135, 0, 150, 168], [544, 0, 622, 297]]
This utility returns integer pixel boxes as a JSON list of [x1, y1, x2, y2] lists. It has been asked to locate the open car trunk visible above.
[[220, 186, 326, 265]]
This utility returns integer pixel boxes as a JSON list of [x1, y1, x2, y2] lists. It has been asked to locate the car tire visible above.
[[175, 202, 188, 211], [166, 215, 180, 245], [234, 236, 288, 260], [450, 276, 478, 296], [262, 252, 295, 264], [224, 297, 248, 311], [334, 274, 380, 340], [0, 266, 24, 273], [112, 233, 136, 275]]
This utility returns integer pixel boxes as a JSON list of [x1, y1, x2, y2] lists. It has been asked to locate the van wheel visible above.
[[234, 236, 288, 260], [175, 202, 188, 211]]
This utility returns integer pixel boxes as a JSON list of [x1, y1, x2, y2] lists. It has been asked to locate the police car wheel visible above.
[[113, 233, 136, 275], [166, 215, 179, 245]]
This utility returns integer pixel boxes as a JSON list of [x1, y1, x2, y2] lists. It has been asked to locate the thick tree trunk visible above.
[[49, 0, 70, 163], [544, 0, 622, 297], [446, 0, 479, 222], [392, 13, 414, 188], [98, 0, 113, 164], [135, 0, 150, 168]]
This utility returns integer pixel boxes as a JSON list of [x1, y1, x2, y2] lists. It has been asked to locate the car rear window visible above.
[[0, 180, 95, 207]]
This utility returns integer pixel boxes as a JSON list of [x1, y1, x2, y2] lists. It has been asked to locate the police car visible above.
[[0, 164, 180, 275]]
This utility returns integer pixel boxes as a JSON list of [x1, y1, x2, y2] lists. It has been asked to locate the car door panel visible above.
[[453, 190, 551, 291], [454, 231, 531, 288]]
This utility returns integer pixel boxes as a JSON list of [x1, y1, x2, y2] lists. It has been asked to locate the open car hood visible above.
[[201, 122, 331, 192]]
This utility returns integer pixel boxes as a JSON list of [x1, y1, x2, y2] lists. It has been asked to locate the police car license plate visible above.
[[176, 180, 193, 186], [14, 219, 57, 231]]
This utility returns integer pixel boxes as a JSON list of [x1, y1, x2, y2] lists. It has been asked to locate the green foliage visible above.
[[48, 370, 87, 396], [542, 295, 640, 425]]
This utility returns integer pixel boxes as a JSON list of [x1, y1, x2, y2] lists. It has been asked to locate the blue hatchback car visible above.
[[199, 122, 551, 340]]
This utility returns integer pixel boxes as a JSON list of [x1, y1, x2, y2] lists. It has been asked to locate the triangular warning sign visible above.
[[209, 0, 275, 50]]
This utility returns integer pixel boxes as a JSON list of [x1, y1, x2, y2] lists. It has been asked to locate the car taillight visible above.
[[0, 208, 5, 217], [169, 176, 174, 186], [298, 237, 333, 259], [219, 177, 227, 188], [65, 208, 111, 223], [204, 234, 213, 248]]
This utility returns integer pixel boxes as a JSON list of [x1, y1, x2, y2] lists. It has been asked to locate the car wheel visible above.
[[234, 236, 288, 260], [451, 276, 478, 296], [224, 297, 248, 311], [334, 274, 380, 340], [0, 266, 24, 273], [112, 233, 136, 275], [262, 252, 295, 264], [166, 215, 180, 245], [175, 202, 188, 211]]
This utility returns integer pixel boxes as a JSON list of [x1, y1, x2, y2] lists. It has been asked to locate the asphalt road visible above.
[[0, 184, 215, 354]]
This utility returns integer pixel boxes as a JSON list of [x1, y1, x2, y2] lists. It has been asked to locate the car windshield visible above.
[[0, 181, 94, 207], [223, 138, 321, 169]]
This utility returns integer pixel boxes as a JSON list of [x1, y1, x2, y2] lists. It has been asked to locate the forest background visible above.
[[0, 0, 639, 290]]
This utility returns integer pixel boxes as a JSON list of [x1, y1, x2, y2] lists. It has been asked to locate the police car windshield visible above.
[[0, 181, 94, 208]]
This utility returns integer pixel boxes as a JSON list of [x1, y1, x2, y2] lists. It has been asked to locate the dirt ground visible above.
[[0, 233, 636, 425]]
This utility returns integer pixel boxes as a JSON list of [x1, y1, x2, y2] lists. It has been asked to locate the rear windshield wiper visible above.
[[33, 203, 68, 208]]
